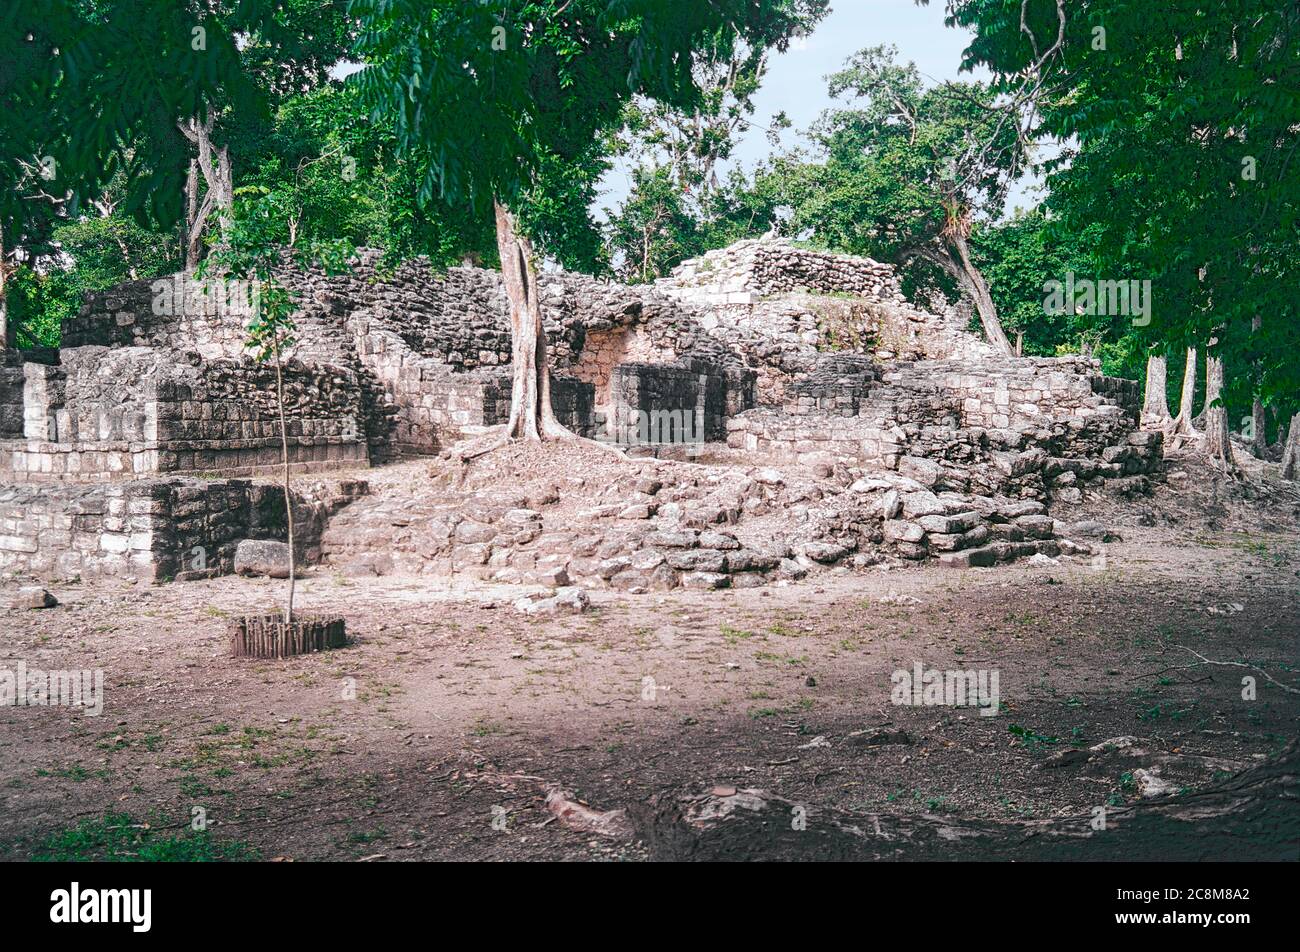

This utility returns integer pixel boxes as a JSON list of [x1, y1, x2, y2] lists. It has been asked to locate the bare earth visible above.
[[1, 456, 1297, 861]]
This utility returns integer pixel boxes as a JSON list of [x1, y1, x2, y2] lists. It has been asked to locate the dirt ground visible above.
[[1, 457, 1297, 861]]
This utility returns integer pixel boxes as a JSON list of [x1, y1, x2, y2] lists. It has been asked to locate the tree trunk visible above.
[[1141, 352, 1171, 426], [1251, 400, 1267, 456], [1202, 343, 1234, 470], [1282, 412, 1300, 480], [1166, 346, 1200, 444], [184, 157, 200, 269], [1250, 314, 1267, 457], [493, 200, 569, 442], [943, 233, 1014, 355], [180, 115, 233, 269], [0, 223, 10, 349]]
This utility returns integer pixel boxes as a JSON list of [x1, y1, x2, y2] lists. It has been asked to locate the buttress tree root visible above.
[[450, 202, 626, 465]]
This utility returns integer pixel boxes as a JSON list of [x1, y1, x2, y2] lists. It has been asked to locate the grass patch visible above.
[[31, 813, 258, 862]]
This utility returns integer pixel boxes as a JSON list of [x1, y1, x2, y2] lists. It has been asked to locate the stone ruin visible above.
[[0, 237, 1163, 588]]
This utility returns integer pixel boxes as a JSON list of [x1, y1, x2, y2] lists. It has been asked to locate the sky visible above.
[[598, 0, 1004, 214]]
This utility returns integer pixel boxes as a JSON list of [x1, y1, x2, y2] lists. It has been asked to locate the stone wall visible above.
[[65, 277, 259, 359], [914, 357, 1140, 431], [609, 364, 707, 448], [0, 477, 365, 583], [784, 353, 879, 417], [566, 325, 677, 413], [1, 350, 31, 439], [2, 346, 368, 481], [655, 240, 999, 407], [30, 239, 1148, 490]]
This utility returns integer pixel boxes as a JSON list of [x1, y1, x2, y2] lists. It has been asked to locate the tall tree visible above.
[[2, 0, 284, 320], [1282, 414, 1300, 480], [169, 0, 352, 267], [784, 47, 1026, 353], [351, 0, 818, 443], [0, 1, 74, 346], [939, 0, 1300, 463], [612, 1, 827, 207], [1168, 346, 1202, 447]]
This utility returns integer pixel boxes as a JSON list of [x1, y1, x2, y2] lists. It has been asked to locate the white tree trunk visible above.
[[1203, 344, 1234, 470], [1166, 346, 1200, 445], [1282, 412, 1300, 480], [493, 200, 569, 442], [1141, 352, 1171, 426], [180, 115, 233, 269]]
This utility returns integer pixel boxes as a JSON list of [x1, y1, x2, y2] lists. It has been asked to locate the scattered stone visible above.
[[938, 546, 998, 569], [878, 591, 921, 606], [800, 541, 848, 564], [12, 586, 58, 610], [514, 586, 591, 616], [901, 491, 946, 518], [698, 530, 741, 550], [898, 456, 942, 488], [454, 521, 497, 544], [645, 530, 698, 549], [234, 539, 294, 579], [726, 550, 779, 572], [884, 520, 925, 544], [1133, 766, 1176, 799], [1015, 515, 1056, 539], [917, 511, 979, 535], [536, 565, 571, 588], [776, 559, 808, 580], [666, 549, 728, 573], [680, 571, 730, 590]]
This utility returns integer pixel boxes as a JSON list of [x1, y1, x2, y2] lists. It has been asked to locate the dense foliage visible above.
[[937, 0, 1299, 425]]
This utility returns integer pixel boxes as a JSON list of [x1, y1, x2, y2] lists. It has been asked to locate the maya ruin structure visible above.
[[0, 238, 1164, 590]]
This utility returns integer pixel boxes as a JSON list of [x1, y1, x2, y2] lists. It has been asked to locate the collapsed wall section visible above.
[[659, 239, 907, 302], [727, 354, 1158, 504], [657, 238, 1001, 408]]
